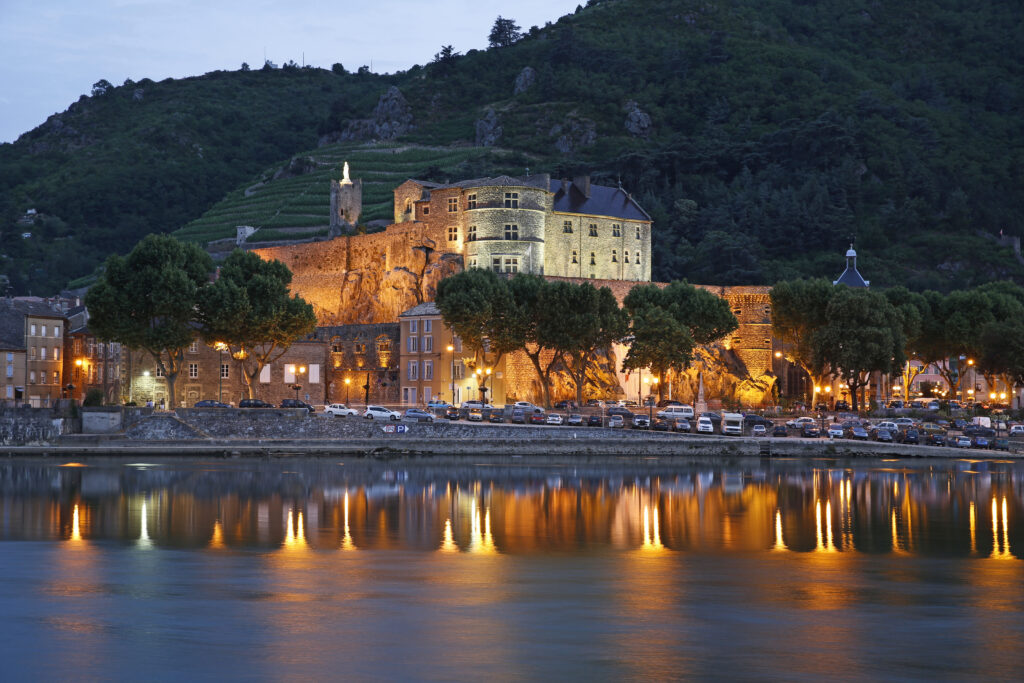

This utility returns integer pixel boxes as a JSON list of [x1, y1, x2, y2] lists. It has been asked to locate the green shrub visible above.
[[83, 388, 104, 407]]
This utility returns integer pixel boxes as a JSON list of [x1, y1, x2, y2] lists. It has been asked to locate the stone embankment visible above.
[[0, 408, 1020, 459]]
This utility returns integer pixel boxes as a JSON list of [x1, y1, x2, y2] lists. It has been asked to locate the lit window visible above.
[[504, 192, 518, 209], [53, 371, 59, 384], [504, 224, 518, 240], [571, 250, 578, 264], [30, 348, 35, 359], [447, 197, 458, 213], [563, 220, 573, 233], [467, 225, 477, 242], [467, 193, 477, 209], [448, 226, 458, 241], [588, 224, 598, 237], [189, 363, 198, 379], [611, 250, 618, 263], [505, 257, 519, 273], [612, 224, 621, 237]]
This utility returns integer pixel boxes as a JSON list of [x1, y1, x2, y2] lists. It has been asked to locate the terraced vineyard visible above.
[[174, 142, 533, 245]]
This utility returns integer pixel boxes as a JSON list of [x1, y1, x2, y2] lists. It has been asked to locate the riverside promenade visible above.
[[1, 408, 1021, 459]]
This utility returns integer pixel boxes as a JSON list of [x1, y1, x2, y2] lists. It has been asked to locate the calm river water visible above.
[[1, 456, 1022, 680]]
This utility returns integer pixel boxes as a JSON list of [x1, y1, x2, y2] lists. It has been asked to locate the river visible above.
[[1, 456, 1022, 680]]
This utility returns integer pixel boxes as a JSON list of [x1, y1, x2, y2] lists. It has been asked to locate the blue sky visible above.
[[0, 0, 583, 144]]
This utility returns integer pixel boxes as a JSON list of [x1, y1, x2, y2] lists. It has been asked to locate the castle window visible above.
[[331, 337, 342, 352], [588, 224, 598, 237], [590, 252, 596, 266], [467, 225, 477, 242], [448, 226, 458, 241], [612, 224, 621, 237], [505, 257, 519, 273], [469, 258, 478, 269], [636, 225, 641, 239], [571, 250, 578, 264], [422, 206, 429, 215], [504, 224, 518, 240], [492, 257, 502, 272], [563, 220, 573, 234], [624, 250, 630, 263], [156, 365, 165, 377], [467, 193, 477, 209], [354, 342, 366, 354], [504, 192, 519, 209], [636, 251, 641, 264], [611, 250, 618, 263], [447, 197, 459, 213], [405, 199, 412, 214]]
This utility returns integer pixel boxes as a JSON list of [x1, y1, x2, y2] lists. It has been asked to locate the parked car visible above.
[[893, 417, 916, 429], [651, 418, 671, 432], [489, 412, 505, 423], [897, 429, 920, 445], [656, 399, 683, 408], [553, 400, 575, 410], [876, 421, 900, 434], [467, 408, 484, 422], [239, 398, 274, 408], [461, 400, 494, 409], [1010, 425, 1024, 436], [834, 400, 850, 411], [888, 400, 905, 409], [657, 405, 695, 420], [324, 403, 359, 417], [445, 406, 461, 420], [585, 399, 605, 408], [512, 401, 539, 411], [919, 422, 946, 435], [426, 399, 451, 409], [972, 435, 990, 449], [954, 435, 972, 449], [588, 414, 603, 427], [608, 415, 625, 429], [631, 415, 650, 429], [624, 400, 639, 408], [827, 424, 845, 439], [993, 438, 1010, 452], [786, 416, 817, 429], [931, 433, 951, 447], [511, 409, 526, 424], [194, 399, 229, 408], [772, 424, 788, 437], [364, 405, 401, 421], [927, 400, 941, 411], [673, 418, 692, 433], [875, 429, 894, 443], [802, 425, 821, 438], [696, 416, 714, 434], [567, 414, 585, 426], [607, 406, 634, 418], [529, 412, 547, 425], [280, 399, 315, 413], [751, 424, 767, 437], [546, 413, 564, 426], [403, 408, 435, 422]]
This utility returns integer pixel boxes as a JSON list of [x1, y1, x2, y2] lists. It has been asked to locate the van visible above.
[[657, 405, 695, 419], [721, 412, 744, 436], [696, 416, 714, 434], [972, 416, 992, 429]]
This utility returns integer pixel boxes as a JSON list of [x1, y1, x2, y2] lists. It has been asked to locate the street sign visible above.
[[381, 424, 408, 434]]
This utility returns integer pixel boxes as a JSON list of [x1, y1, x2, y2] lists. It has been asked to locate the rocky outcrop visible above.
[[513, 66, 536, 95], [623, 100, 651, 137], [273, 156, 317, 180], [338, 86, 414, 141], [550, 115, 597, 154], [475, 108, 503, 147]]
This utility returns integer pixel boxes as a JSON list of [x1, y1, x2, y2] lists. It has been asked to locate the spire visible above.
[[833, 239, 869, 287]]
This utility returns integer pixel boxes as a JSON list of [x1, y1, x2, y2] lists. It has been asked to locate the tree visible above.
[[432, 45, 460, 68], [623, 282, 738, 401], [489, 16, 522, 48], [197, 249, 316, 400], [85, 234, 213, 409], [240, 62, 250, 72], [91, 79, 113, 97], [883, 286, 929, 401], [769, 278, 834, 401], [549, 284, 628, 405], [506, 274, 560, 407], [435, 269, 519, 402], [812, 288, 906, 411], [331, 63, 346, 75]]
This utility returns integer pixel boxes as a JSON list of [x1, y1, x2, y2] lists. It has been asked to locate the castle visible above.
[[251, 165, 777, 407]]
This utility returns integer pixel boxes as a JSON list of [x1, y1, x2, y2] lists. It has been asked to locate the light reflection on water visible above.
[[1, 457, 1023, 679]]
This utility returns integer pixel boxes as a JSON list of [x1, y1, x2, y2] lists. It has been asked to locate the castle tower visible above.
[[330, 161, 362, 231]]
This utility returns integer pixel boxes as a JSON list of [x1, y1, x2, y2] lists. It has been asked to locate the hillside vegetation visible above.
[[2, 0, 1022, 294]]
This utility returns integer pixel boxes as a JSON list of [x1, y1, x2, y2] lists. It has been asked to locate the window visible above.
[[309, 364, 320, 384], [454, 361, 465, 380], [424, 320, 432, 333], [407, 361, 419, 381], [611, 250, 618, 263], [469, 258, 478, 269], [447, 197, 458, 213], [402, 387, 417, 404], [492, 257, 502, 272], [259, 365, 271, 383], [30, 324, 36, 336], [424, 360, 433, 380], [5, 366, 11, 378], [221, 364, 230, 379], [189, 340, 198, 353], [612, 224, 621, 237], [453, 336, 462, 353], [29, 371, 36, 384], [563, 220, 573, 233], [410, 320, 418, 334], [40, 347, 46, 360], [5, 352, 10, 362], [504, 224, 518, 240], [571, 250, 578, 264], [505, 257, 519, 273], [504, 192, 519, 209], [53, 325, 60, 337], [30, 347, 35, 360], [467, 225, 477, 242], [637, 251, 642, 264], [331, 337, 343, 353], [41, 325, 47, 337], [625, 250, 630, 263], [53, 347, 60, 361], [73, 339, 82, 355], [422, 206, 429, 215], [467, 193, 477, 209], [5, 386, 11, 398], [53, 371, 59, 385], [588, 224, 598, 237], [156, 365, 165, 377], [407, 336, 419, 353], [424, 335, 433, 352], [448, 226, 458, 241], [189, 363, 198, 379], [284, 365, 295, 384], [590, 252, 596, 266], [636, 225, 642, 239]]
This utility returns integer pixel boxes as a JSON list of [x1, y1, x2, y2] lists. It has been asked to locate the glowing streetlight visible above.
[[344, 377, 351, 404]]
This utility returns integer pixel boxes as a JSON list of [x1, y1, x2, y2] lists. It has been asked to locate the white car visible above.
[[752, 424, 767, 437], [1009, 425, 1024, 436], [461, 400, 494, 410], [827, 424, 845, 439], [324, 403, 359, 417], [363, 405, 401, 421], [786, 416, 816, 429], [696, 417, 714, 434], [546, 413, 564, 425], [512, 401, 539, 410], [657, 405, 694, 419]]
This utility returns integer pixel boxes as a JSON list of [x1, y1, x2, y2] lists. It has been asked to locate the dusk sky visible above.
[[0, 0, 584, 144]]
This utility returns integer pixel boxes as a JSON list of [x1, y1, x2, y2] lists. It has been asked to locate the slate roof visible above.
[[549, 180, 652, 222], [398, 302, 441, 318], [833, 247, 870, 287], [0, 306, 25, 350]]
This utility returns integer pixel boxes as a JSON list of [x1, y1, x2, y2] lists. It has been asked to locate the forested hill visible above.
[[2, 0, 1022, 295]]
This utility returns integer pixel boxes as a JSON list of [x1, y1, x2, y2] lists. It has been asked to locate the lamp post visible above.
[[292, 365, 306, 401], [344, 377, 351, 405], [447, 344, 455, 406], [964, 358, 974, 403], [214, 342, 227, 403]]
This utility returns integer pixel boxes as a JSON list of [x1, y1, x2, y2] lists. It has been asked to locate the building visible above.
[[64, 305, 124, 404], [314, 323, 400, 406], [833, 243, 870, 288], [0, 299, 67, 406]]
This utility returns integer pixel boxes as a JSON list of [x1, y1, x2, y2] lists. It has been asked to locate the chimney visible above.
[[573, 174, 591, 198]]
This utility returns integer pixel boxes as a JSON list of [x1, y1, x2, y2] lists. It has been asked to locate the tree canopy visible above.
[[488, 16, 522, 48]]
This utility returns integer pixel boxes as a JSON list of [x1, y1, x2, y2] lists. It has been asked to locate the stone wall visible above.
[[543, 214, 650, 281], [0, 407, 71, 445]]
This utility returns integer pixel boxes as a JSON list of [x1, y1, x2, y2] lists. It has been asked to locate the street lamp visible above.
[[291, 365, 306, 401], [344, 377, 351, 405], [447, 344, 455, 405], [214, 342, 227, 403]]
